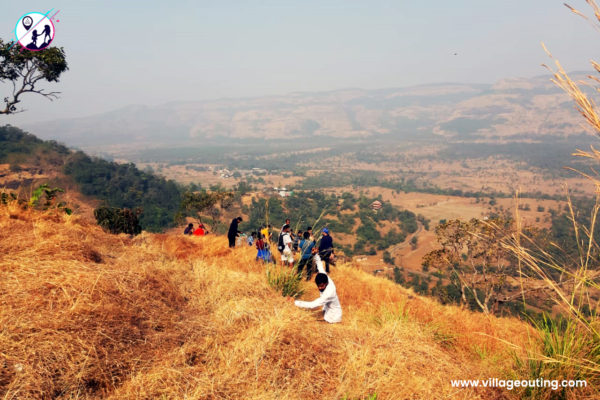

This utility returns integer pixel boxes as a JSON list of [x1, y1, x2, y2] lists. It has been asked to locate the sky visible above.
[[0, 0, 598, 125]]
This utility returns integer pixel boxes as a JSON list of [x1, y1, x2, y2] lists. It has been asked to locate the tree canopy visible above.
[[0, 39, 68, 115]]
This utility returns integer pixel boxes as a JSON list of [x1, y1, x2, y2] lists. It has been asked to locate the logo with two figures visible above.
[[14, 10, 60, 51]]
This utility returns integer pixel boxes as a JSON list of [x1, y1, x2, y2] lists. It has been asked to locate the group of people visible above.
[[183, 222, 209, 236], [230, 218, 336, 278], [183, 216, 342, 323], [229, 216, 342, 323]]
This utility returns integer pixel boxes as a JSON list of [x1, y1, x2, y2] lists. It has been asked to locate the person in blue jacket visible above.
[[318, 228, 335, 273]]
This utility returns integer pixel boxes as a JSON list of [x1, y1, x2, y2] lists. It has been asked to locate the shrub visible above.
[[94, 207, 142, 235], [266, 266, 304, 298]]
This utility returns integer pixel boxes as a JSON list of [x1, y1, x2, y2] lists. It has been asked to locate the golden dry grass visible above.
[[0, 204, 536, 399]]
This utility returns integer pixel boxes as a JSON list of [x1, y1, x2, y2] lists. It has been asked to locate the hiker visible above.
[[307, 226, 315, 242], [298, 231, 315, 279], [184, 223, 194, 235], [256, 233, 272, 263], [293, 229, 303, 252], [278, 219, 290, 247], [237, 232, 247, 247], [278, 224, 294, 267], [247, 232, 256, 246], [293, 251, 342, 324], [261, 224, 272, 243], [318, 228, 335, 273], [193, 224, 206, 236], [228, 217, 243, 248]]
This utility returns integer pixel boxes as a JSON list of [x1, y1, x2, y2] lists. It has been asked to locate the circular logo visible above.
[[15, 12, 55, 51]]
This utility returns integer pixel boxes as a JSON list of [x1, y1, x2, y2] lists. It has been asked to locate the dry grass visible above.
[[1, 203, 537, 399]]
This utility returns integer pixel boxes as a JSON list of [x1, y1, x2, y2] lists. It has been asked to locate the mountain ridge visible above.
[[23, 73, 591, 149]]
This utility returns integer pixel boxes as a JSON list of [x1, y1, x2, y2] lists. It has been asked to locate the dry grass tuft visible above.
[[1, 204, 534, 399]]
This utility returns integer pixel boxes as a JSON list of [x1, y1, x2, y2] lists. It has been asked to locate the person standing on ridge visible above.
[[306, 226, 315, 242], [247, 232, 256, 246], [277, 219, 291, 255], [228, 217, 243, 248], [293, 250, 342, 323], [298, 231, 315, 279], [318, 228, 335, 273], [293, 229, 303, 252], [279, 224, 294, 267]]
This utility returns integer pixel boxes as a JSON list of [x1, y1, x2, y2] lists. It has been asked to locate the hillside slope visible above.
[[0, 203, 534, 399], [0, 125, 183, 232]]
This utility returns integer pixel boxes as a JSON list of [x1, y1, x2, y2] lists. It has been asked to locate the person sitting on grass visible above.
[[184, 223, 194, 235], [292, 252, 342, 324], [193, 223, 206, 236]]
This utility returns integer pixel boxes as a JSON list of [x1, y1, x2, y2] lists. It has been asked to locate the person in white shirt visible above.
[[280, 224, 294, 267], [293, 248, 342, 324]]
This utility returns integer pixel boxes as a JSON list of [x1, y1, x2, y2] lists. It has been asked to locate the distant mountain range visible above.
[[23, 73, 592, 149]]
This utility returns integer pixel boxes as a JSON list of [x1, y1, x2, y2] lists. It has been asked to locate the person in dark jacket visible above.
[[184, 223, 194, 235], [228, 217, 243, 248], [318, 228, 335, 273]]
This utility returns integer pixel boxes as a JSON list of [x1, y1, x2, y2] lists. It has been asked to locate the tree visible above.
[[0, 39, 68, 115], [179, 190, 233, 226], [422, 218, 514, 314], [94, 207, 142, 235]]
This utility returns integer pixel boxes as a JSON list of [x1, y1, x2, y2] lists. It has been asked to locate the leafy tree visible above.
[[422, 218, 514, 314], [64, 151, 182, 232], [383, 250, 395, 265], [94, 207, 142, 235], [179, 190, 233, 226], [0, 39, 68, 115], [410, 235, 418, 250], [393, 267, 405, 285]]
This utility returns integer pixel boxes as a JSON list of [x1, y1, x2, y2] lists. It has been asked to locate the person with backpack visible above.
[[228, 217, 243, 248], [298, 231, 315, 279], [278, 224, 294, 267], [292, 249, 342, 324], [318, 228, 335, 273]]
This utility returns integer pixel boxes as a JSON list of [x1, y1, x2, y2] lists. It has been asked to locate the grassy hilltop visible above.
[[0, 201, 539, 399]]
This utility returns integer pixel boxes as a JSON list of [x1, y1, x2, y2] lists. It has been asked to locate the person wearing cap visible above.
[[318, 227, 335, 273], [292, 250, 342, 323]]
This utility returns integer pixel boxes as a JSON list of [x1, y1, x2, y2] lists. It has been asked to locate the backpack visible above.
[[278, 232, 285, 252]]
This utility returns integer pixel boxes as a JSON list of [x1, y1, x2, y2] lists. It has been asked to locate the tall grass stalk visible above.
[[502, 193, 600, 380], [501, 3, 600, 394], [265, 265, 304, 298]]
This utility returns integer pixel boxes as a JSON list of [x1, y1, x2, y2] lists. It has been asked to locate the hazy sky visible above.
[[1, 0, 598, 125]]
